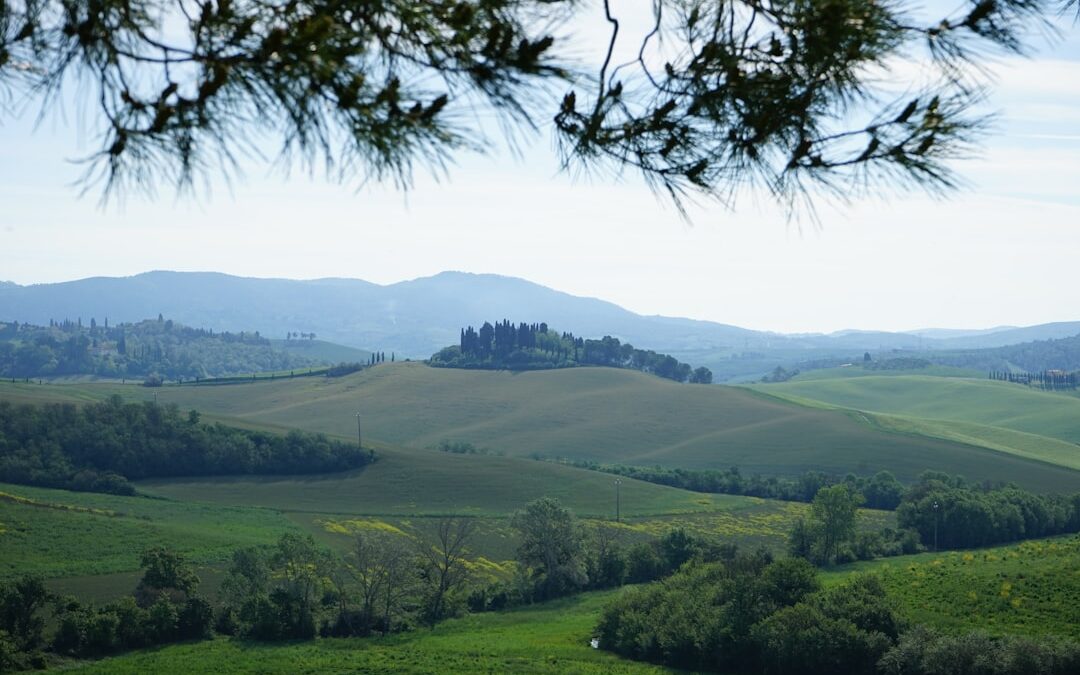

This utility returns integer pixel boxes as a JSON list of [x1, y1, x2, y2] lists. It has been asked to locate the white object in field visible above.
[[590, 637, 600, 649]]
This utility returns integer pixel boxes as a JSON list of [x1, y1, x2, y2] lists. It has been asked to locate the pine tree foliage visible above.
[[0, 0, 1068, 210]]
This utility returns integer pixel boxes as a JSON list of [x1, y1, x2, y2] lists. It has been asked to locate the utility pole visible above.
[[356, 412, 362, 450], [614, 478, 622, 523], [932, 500, 940, 552]]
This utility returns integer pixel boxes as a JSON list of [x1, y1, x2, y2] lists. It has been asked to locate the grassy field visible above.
[[137, 443, 738, 519], [293, 500, 895, 571], [752, 373, 1080, 472], [826, 534, 1080, 639], [0, 483, 300, 581], [786, 365, 982, 381], [4, 364, 1077, 491], [63, 589, 667, 674], [270, 338, 373, 364]]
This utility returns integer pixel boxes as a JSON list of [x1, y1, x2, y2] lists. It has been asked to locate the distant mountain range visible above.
[[1, 271, 1077, 381]]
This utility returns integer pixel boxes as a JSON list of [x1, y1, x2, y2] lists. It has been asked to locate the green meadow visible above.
[[0, 483, 300, 581], [137, 444, 732, 519], [826, 534, 1080, 639], [754, 373, 1080, 472]]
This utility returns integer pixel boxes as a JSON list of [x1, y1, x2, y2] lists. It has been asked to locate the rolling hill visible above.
[[5, 270, 1078, 381], [4, 362, 1076, 491], [752, 373, 1080, 472]]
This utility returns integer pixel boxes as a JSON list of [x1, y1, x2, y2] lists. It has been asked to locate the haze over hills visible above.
[[2, 270, 1078, 380]]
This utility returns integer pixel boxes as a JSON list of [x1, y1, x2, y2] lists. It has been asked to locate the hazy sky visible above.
[[1, 4, 1078, 334]]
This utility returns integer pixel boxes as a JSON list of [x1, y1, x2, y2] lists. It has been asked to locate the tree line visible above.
[[0, 317, 318, 380], [784, 475, 1080, 569], [540, 458, 1080, 564], [0, 397, 372, 495], [932, 333, 1080, 375], [896, 472, 1080, 551], [430, 320, 712, 384], [543, 459, 1080, 554], [988, 369, 1079, 391], [0, 549, 215, 669], [542, 459, 908, 510]]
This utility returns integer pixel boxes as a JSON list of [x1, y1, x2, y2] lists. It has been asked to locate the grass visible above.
[[0, 483, 300, 581], [270, 338, 373, 365], [4, 363, 1076, 491], [752, 373, 1080, 472], [788, 365, 982, 381], [824, 534, 1080, 639], [64, 589, 668, 674], [294, 501, 895, 571], [137, 444, 742, 519]]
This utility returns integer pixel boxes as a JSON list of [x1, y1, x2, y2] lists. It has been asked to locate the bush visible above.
[[597, 557, 898, 674], [879, 627, 1080, 675], [178, 597, 214, 640], [752, 603, 891, 675]]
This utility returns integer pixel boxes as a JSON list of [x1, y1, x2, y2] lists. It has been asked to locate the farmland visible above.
[[754, 373, 1080, 471], [0, 483, 300, 581], [3, 363, 1078, 491]]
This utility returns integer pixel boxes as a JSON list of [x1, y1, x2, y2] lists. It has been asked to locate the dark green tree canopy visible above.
[[0, 0, 1069, 209]]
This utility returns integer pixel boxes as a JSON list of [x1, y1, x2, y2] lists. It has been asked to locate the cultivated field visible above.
[[3, 363, 1076, 490], [0, 483, 299, 581], [753, 373, 1080, 471]]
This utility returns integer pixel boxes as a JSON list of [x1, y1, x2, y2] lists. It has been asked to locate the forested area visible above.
[[0, 397, 371, 495], [430, 321, 712, 383], [935, 334, 1080, 375], [0, 317, 317, 380], [897, 473, 1080, 550]]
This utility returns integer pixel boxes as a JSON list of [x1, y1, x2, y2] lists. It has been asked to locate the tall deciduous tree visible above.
[[0, 1, 1067, 211], [810, 484, 864, 564], [417, 517, 476, 625], [510, 496, 587, 599]]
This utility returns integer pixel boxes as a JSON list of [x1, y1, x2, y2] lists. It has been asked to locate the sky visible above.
[[1, 3, 1078, 335]]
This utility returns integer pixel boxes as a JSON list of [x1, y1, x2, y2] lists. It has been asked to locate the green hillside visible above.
[[753, 374, 1080, 471], [270, 338, 373, 364], [0, 483, 300, 581], [2, 364, 1078, 491], [825, 534, 1080, 639], [138, 442, 731, 518]]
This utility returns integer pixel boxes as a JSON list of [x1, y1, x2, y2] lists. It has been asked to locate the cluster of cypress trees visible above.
[[435, 320, 713, 384], [989, 369, 1078, 390]]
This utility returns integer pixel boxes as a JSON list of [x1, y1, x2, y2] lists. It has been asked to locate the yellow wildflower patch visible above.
[[318, 518, 412, 538]]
